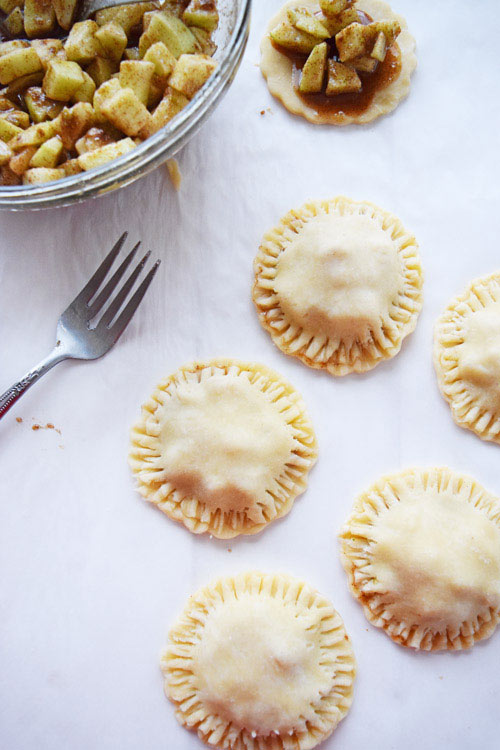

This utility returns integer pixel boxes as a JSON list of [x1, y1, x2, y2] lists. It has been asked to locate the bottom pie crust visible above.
[[162, 571, 356, 750]]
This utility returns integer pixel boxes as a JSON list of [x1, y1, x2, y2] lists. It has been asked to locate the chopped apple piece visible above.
[[168, 53, 216, 99], [29, 134, 63, 167], [0, 116, 22, 142], [95, 22, 128, 64], [101, 86, 151, 135], [87, 57, 117, 88], [321, 8, 359, 36], [119, 59, 155, 105], [287, 8, 330, 39], [144, 41, 176, 79], [319, 0, 349, 16], [351, 55, 377, 72], [147, 75, 164, 108], [325, 59, 361, 95], [72, 71, 96, 103], [5, 7, 24, 36], [189, 26, 217, 56], [0, 164, 21, 184], [372, 19, 401, 47], [370, 31, 387, 62], [95, 3, 156, 36], [93, 77, 121, 121], [139, 86, 188, 137], [43, 60, 85, 101], [0, 40, 29, 57], [269, 22, 319, 54], [139, 12, 198, 58], [62, 157, 82, 175], [299, 42, 327, 93], [24, 0, 55, 38], [74, 126, 114, 155], [31, 39, 66, 70], [24, 86, 63, 122], [0, 0, 23, 14], [2, 109, 29, 128], [9, 119, 57, 149], [335, 22, 377, 61], [65, 21, 103, 65], [23, 166, 65, 183], [182, 0, 218, 32], [77, 137, 135, 170], [0, 47, 42, 85], [52, 0, 78, 31], [9, 145, 37, 174], [0, 139, 13, 166], [57, 102, 94, 148]]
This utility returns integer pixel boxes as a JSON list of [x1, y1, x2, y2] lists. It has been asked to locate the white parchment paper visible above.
[[1, 1, 500, 748]]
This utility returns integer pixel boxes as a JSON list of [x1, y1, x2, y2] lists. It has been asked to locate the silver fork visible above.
[[0, 232, 160, 420]]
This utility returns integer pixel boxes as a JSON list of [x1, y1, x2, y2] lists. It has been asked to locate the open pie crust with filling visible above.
[[434, 272, 500, 445], [260, 0, 416, 125], [253, 196, 423, 376], [129, 359, 317, 538], [340, 467, 500, 651], [162, 571, 356, 750]]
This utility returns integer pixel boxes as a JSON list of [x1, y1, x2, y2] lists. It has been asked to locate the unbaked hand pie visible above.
[[434, 272, 500, 445], [162, 571, 356, 750], [129, 359, 317, 538], [339, 467, 500, 651], [253, 196, 423, 376], [260, 0, 416, 125]]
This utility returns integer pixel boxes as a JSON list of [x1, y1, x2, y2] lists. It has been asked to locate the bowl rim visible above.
[[0, 0, 251, 211]]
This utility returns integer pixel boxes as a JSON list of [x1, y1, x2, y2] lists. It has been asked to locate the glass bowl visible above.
[[0, 0, 251, 211]]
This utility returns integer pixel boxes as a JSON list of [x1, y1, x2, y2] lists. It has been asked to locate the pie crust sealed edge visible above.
[[260, 0, 417, 126], [434, 271, 500, 445], [129, 358, 318, 539], [252, 196, 423, 376], [339, 466, 500, 651], [161, 571, 356, 750]]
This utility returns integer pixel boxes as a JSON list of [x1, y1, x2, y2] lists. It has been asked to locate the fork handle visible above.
[[0, 348, 68, 420]]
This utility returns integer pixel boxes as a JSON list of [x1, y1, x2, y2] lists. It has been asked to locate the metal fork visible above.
[[0, 232, 160, 420]]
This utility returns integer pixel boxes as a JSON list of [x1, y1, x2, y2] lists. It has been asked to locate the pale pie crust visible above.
[[260, 0, 417, 125], [129, 359, 317, 538], [434, 272, 500, 444], [253, 196, 423, 376], [340, 467, 500, 650], [162, 571, 356, 750]]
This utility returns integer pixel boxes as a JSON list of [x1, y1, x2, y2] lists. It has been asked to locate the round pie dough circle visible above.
[[253, 196, 423, 376], [434, 272, 500, 444], [129, 359, 317, 538], [260, 0, 417, 125], [162, 571, 356, 750], [340, 467, 500, 651]]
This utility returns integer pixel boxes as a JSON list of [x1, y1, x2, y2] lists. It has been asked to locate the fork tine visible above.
[[107, 260, 161, 343], [87, 241, 140, 320], [97, 250, 151, 329], [70, 232, 128, 310]]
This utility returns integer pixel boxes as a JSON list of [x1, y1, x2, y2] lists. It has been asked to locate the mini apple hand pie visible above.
[[434, 272, 500, 445], [253, 196, 423, 376], [260, 0, 416, 125], [340, 467, 500, 651], [129, 359, 317, 539], [162, 571, 356, 750]]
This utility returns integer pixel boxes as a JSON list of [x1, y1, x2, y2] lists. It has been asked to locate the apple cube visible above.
[[24, 86, 63, 122], [31, 39, 66, 70], [29, 134, 63, 167], [0, 139, 13, 166], [287, 8, 330, 39], [0, 47, 43, 85], [139, 13, 197, 58], [5, 7, 24, 36], [139, 86, 188, 138], [119, 59, 155, 105], [299, 42, 328, 93], [52, 0, 78, 30], [95, 22, 128, 63], [65, 21, 103, 65], [168, 53, 216, 98], [23, 166, 65, 183], [269, 22, 320, 54], [43, 60, 85, 101], [24, 0, 55, 38], [77, 137, 135, 170], [319, 0, 349, 16], [144, 41, 176, 79], [326, 60, 361, 94], [371, 30, 387, 62], [182, 0, 218, 32], [101, 86, 151, 135], [57, 102, 94, 148]]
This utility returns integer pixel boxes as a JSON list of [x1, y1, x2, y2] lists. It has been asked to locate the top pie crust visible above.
[[162, 571, 356, 750], [434, 272, 500, 444], [253, 196, 423, 375], [260, 0, 417, 125], [129, 359, 317, 539], [339, 467, 500, 651]]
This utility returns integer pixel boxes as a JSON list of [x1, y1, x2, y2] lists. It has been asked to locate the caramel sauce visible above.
[[273, 9, 402, 119]]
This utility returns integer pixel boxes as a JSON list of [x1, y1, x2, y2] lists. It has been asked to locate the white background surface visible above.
[[1, 1, 500, 748]]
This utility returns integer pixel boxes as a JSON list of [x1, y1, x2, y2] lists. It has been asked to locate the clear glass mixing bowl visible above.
[[0, 0, 251, 210]]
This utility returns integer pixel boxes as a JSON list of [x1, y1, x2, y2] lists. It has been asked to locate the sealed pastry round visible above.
[[434, 272, 500, 444], [253, 196, 423, 376], [129, 359, 317, 539], [340, 467, 500, 651], [260, 0, 417, 125], [162, 571, 356, 750]]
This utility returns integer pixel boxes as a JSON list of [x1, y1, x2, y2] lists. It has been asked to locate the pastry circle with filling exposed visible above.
[[129, 359, 317, 538], [340, 467, 500, 651], [434, 272, 500, 444], [253, 196, 423, 376], [260, 0, 417, 125], [162, 571, 356, 750]]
